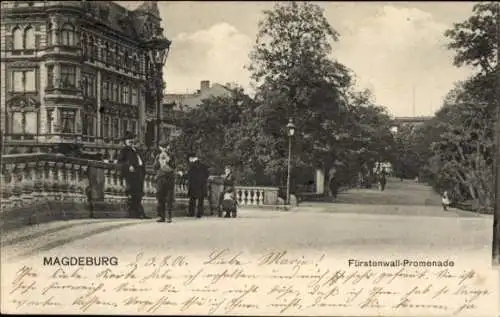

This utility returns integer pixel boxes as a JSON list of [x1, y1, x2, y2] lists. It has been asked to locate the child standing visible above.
[[221, 190, 238, 218]]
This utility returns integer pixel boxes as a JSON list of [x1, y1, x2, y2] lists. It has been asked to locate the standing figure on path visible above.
[[154, 143, 175, 223], [218, 166, 236, 217], [378, 167, 387, 191], [117, 131, 148, 219], [328, 167, 338, 199], [442, 190, 451, 211], [187, 153, 210, 218]]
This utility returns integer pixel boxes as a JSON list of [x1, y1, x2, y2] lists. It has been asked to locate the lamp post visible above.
[[286, 118, 296, 206], [143, 36, 171, 149]]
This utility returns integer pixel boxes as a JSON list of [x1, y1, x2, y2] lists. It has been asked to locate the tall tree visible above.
[[247, 1, 353, 184]]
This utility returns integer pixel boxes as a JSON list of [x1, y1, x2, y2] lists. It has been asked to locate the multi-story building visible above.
[[1, 1, 168, 157]]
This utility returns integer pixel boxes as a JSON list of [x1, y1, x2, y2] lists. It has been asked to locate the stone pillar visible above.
[[315, 168, 325, 194], [96, 70, 101, 138]]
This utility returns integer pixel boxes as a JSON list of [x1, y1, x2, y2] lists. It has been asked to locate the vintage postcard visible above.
[[1, 1, 499, 316]]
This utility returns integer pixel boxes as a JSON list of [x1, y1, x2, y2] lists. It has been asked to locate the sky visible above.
[[118, 1, 478, 117]]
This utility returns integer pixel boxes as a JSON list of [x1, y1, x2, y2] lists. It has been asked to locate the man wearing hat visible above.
[[154, 143, 176, 223], [187, 152, 209, 218], [117, 131, 148, 219]]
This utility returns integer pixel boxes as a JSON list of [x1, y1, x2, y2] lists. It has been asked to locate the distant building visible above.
[[391, 116, 433, 133], [160, 80, 235, 141]]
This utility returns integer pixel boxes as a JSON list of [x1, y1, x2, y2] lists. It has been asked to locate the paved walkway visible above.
[[1, 177, 493, 267]]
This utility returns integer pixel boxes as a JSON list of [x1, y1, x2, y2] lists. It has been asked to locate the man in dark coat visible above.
[[187, 153, 209, 218], [117, 131, 148, 219], [154, 143, 176, 223]]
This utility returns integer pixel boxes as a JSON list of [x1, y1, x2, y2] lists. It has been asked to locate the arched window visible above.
[[60, 23, 75, 46], [24, 25, 35, 49], [13, 26, 23, 50]]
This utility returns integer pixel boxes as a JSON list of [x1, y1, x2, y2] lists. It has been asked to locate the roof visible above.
[[163, 83, 235, 111], [86, 2, 138, 39], [134, 1, 160, 17]]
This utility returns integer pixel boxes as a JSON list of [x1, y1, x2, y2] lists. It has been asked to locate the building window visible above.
[[102, 80, 108, 100], [88, 36, 95, 62], [10, 111, 38, 136], [113, 83, 118, 102], [46, 109, 54, 134], [122, 85, 129, 104], [81, 33, 87, 59], [112, 117, 119, 138], [124, 52, 129, 70], [102, 116, 110, 139], [10, 70, 36, 92], [131, 119, 137, 135], [46, 65, 54, 88], [82, 112, 95, 137], [105, 42, 111, 65], [24, 26, 35, 49], [47, 22, 52, 46], [61, 109, 76, 133], [88, 76, 95, 97], [131, 87, 138, 105], [60, 65, 76, 88], [115, 45, 120, 67], [122, 119, 128, 135], [60, 24, 75, 46], [13, 26, 23, 50]]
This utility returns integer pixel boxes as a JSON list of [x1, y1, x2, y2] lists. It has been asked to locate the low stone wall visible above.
[[0, 198, 212, 232]]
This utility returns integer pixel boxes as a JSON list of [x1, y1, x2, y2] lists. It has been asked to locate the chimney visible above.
[[200, 80, 210, 92]]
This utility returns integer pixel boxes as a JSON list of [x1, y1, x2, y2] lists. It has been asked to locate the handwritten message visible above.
[[3, 250, 498, 316]]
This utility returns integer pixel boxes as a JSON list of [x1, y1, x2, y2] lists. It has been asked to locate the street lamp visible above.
[[286, 118, 296, 206], [143, 35, 172, 148]]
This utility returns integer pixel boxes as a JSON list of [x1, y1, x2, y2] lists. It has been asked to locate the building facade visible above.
[[1, 1, 166, 154]]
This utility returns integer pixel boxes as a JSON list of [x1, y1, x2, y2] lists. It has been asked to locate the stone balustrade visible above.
[[235, 186, 279, 206], [1, 154, 282, 230]]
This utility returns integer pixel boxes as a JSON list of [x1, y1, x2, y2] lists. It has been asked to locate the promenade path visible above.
[[1, 177, 493, 265]]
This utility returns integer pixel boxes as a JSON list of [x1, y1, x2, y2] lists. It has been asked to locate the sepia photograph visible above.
[[1, 1, 499, 316]]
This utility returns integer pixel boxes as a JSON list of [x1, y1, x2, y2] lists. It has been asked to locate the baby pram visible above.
[[221, 192, 238, 218]]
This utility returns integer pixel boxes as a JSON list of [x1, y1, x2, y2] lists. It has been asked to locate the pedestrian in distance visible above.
[[154, 143, 175, 223], [117, 131, 149, 219], [378, 167, 387, 191], [187, 153, 210, 218], [442, 190, 451, 211]]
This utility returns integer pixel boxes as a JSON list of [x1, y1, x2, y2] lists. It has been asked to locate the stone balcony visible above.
[[0, 153, 281, 231]]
